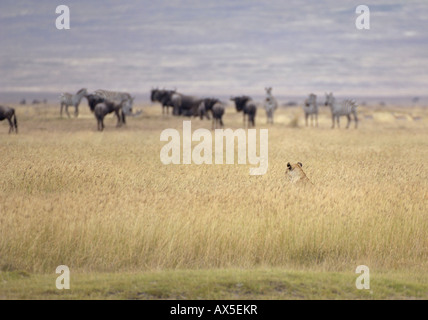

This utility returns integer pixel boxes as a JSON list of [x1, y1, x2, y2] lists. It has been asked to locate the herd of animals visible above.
[[149, 87, 359, 129], [0, 88, 361, 184], [0, 87, 359, 134]]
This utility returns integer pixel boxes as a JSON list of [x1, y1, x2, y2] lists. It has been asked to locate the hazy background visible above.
[[0, 0, 427, 104]]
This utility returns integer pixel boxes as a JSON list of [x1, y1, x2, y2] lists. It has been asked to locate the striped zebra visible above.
[[263, 87, 278, 124], [303, 93, 319, 127], [324, 92, 358, 129], [59, 88, 88, 118], [94, 89, 139, 119]]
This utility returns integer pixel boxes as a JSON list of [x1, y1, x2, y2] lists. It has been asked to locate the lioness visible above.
[[286, 162, 312, 184]]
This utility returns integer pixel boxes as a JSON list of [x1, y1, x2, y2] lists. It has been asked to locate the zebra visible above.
[[324, 92, 358, 129], [59, 88, 88, 118], [303, 93, 319, 127], [263, 87, 278, 124], [0, 105, 18, 134]]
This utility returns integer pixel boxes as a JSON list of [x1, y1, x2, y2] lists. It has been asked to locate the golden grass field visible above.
[[0, 101, 427, 299]]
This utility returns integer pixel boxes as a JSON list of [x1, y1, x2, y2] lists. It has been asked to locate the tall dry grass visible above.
[[0, 104, 427, 273]]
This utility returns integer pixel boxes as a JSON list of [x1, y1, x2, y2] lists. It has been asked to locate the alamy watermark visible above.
[[160, 121, 268, 175], [56, 265, 70, 290], [55, 5, 70, 30], [356, 5, 370, 30], [55, 5, 370, 31], [355, 265, 370, 290]]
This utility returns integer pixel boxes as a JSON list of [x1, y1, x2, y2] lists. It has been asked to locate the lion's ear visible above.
[[287, 162, 291, 169], [298, 162, 303, 167]]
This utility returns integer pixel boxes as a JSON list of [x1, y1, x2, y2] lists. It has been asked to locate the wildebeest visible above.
[[303, 93, 319, 127], [230, 96, 257, 127], [151, 88, 177, 115], [263, 87, 278, 124], [94, 99, 128, 131], [171, 93, 204, 117], [85, 94, 106, 112], [86, 93, 132, 127], [150, 88, 158, 103], [324, 92, 358, 129], [94, 89, 139, 121], [211, 102, 225, 129], [60, 88, 88, 118], [0, 105, 18, 134], [198, 98, 220, 120], [94, 89, 142, 125]]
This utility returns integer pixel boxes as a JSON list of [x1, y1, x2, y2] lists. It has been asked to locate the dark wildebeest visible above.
[[86, 93, 132, 126], [151, 88, 176, 115], [93, 89, 138, 125], [85, 94, 106, 112], [150, 88, 160, 107], [171, 93, 204, 117], [211, 102, 225, 129], [94, 99, 127, 131], [198, 98, 220, 120], [230, 96, 257, 127], [0, 105, 18, 134]]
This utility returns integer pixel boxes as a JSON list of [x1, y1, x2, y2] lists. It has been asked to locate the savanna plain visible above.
[[0, 101, 427, 299]]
